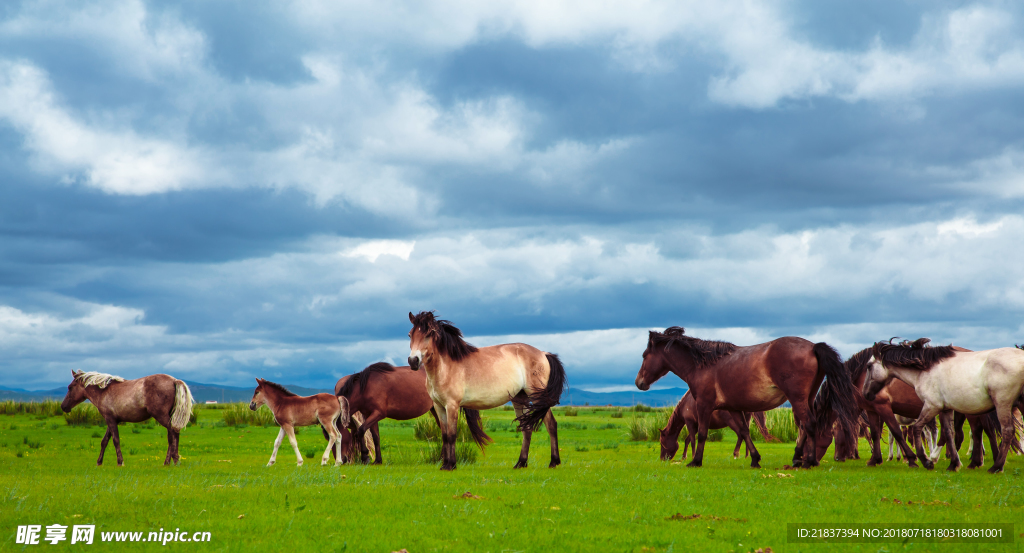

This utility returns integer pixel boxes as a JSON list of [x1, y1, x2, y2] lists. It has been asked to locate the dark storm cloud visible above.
[[2, 0, 1024, 390]]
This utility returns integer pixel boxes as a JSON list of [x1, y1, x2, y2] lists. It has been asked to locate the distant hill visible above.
[[0, 381, 684, 407]]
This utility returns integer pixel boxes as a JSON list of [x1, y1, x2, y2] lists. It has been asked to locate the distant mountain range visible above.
[[0, 382, 688, 407]]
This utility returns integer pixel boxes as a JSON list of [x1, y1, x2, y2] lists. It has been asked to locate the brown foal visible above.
[[659, 391, 774, 461], [249, 379, 350, 467]]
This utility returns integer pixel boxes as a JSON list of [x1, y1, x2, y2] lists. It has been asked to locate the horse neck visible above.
[[81, 383, 111, 412], [665, 347, 697, 382], [260, 388, 287, 414], [887, 365, 923, 390]]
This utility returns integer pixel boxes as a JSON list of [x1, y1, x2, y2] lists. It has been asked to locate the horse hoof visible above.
[[906, 462, 918, 468], [946, 464, 960, 472], [296, 462, 303, 467], [685, 461, 702, 468], [987, 466, 1003, 474], [922, 461, 934, 470], [750, 462, 761, 469], [513, 459, 528, 469], [440, 463, 456, 471], [548, 459, 560, 468]]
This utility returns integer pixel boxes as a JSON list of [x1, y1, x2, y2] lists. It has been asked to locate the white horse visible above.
[[887, 415, 939, 463], [863, 339, 1024, 473]]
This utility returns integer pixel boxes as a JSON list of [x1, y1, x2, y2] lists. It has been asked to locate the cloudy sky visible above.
[[2, 0, 1024, 392]]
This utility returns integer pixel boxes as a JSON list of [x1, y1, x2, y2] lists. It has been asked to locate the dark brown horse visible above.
[[324, 362, 438, 465], [659, 390, 774, 461], [634, 327, 858, 468], [60, 370, 195, 466]]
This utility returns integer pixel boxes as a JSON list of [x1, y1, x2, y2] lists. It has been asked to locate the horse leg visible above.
[[356, 410, 385, 464], [110, 424, 124, 467], [283, 425, 303, 467], [864, 411, 884, 466], [320, 415, 340, 466], [730, 414, 760, 468], [370, 422, 382, 465], [953, 411, 966, 452], [268, 427, 285, 466], [985, 422, 999, 468], [544, 410, 560, 468], [513, 398, 533, 469], [164, 428, 174, 466], [682, 419, 697, 460], [687, 404, 713, 468], [440, 402, 459, 471], [97, 427, 112, 466], [879, 408, 917, 467], [989, 405, 1015, 474], [966, 418, 984, 469], [936, 411, 960, 472], [912, 406, 941, 470], [790, 400, 816, 468]]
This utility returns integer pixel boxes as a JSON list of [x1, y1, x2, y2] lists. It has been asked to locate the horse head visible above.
[[250, 378, 266, 411], [60, 370, 88, 413], [407, 311, 435, 370], [861, 354, 891, 402], [659, 426, 679, 460], [635, 328, 682, 390]]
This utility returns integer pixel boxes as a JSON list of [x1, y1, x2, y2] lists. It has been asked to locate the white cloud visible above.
[[342, 240, 416, 262]]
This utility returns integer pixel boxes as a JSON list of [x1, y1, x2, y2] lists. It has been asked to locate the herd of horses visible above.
[[57, 311, 1024, 474]]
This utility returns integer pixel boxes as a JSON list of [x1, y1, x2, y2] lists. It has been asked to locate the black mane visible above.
[[648, 326, 737, 370], [259, 380, 297, 397], [844, 347, 874, 382], [336, 362, 395, 397], [410, 311, 478, 362], [872, 338, 957, 371]]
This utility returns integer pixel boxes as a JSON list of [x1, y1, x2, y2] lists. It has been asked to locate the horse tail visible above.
[[812, 342, 859, 449], [751, 411, 776, 442], [170, 380, 195, 432], [461, 408, 493, 450], [515, 353, 568, 431]]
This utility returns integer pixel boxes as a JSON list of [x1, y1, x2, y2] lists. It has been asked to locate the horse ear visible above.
[[338, 396, 351, 427], [409, 312, 415, 323]]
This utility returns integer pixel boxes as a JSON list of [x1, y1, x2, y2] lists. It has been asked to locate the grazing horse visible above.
[[634, 327, 858, 469], [249, 379, 350, 467], [863, 338, 1024, 473], [324, 362, 440, 465], [659, 390, 774, 461], [60, 370, 195, 466], [408, 311, 566, 470]]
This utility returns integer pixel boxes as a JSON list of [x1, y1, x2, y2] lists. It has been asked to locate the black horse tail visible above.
[[751, 411, 776, 442], [461, 408, 493, 450], [515, 353, 568, 431], [812, 342, 859, 450]]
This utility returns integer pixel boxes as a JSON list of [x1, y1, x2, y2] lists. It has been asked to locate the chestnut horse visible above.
[[408, 311, 565, 470], [324, 362, 440, 465], [250, 379, 350, 467], [863, 338, 1024, 473], [635, 327, 858, 468], [60, 370, 195, 466], [659, 390, 774, 461]]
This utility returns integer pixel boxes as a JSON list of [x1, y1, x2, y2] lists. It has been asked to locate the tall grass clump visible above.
[[631, 403, 653, 413], [223, 403, 277, 427], [413, 412, 481, 465], [757, 408, 798, 443], [64, 404, 105, 426], [627, 411, 669, 441], [562, 407, 578, 417], [0, 400, 65, 417]]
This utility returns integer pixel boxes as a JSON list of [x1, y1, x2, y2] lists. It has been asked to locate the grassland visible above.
[[1, 404, 1022, 552]]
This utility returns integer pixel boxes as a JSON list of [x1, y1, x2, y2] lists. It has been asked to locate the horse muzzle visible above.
[[408, 356, 420, 371], [635, 375, 650, 391], [249, 402, 256, 411]]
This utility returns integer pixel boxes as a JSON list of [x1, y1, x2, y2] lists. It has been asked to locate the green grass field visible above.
[[1, 404, 1022, 552]]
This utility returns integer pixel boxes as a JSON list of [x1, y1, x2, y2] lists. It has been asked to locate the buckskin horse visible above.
[[659, 390, 774, 461], [407, 311, 565, 470], [634, 327, 858, 468], [60, 370, 195, 466], [249, 379, 350, 467], [863, 338, 1024, 473]]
